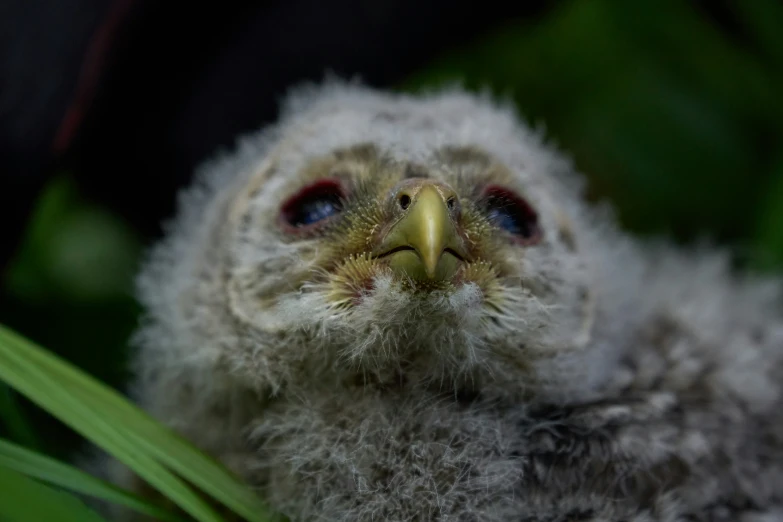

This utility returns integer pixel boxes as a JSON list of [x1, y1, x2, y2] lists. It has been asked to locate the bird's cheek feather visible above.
[[322, 253, 505, 312], [325, 254, 388, 307]]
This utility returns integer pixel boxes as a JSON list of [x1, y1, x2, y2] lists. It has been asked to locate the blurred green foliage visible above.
[[1, 178, 142, 455], [2, 0, 783, 458], [403, 0, 783, 257]]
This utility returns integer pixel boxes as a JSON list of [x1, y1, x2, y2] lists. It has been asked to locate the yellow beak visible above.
[[376, 185, 465, 281]]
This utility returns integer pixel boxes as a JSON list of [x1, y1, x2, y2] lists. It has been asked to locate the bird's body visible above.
[[110, 83, 783, 521]]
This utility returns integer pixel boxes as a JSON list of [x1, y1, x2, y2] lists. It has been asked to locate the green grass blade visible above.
[[0, 331, 225, 522], [0, 326, 252, 522], [0, 324, 274, 521], [0, 464, 107, 522], [0, 346, 224, 522], [0, 438, 186, 522]]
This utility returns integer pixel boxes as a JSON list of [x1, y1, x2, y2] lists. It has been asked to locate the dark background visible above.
[[2, 0, 783, 458]]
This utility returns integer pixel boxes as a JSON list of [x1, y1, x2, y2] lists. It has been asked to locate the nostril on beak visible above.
[[399, 194, 411, 210]]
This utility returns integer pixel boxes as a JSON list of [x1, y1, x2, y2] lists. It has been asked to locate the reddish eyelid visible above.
[[278, 178, 347, 235], [479, 185, 530, 208], [510, 226, 543, 247]]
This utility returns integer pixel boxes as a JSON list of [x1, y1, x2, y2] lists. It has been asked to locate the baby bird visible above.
[[110, 82, 783, 521]]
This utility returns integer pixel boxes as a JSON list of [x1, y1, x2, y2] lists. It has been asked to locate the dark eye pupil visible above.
[[294, 197, 342, 226], [481, 186, 541, 244], [486, 201, 534, 238], [281, 180, 344, 228]]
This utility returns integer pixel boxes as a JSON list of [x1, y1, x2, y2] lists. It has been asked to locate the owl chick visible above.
[[109, 81, 783, 521]]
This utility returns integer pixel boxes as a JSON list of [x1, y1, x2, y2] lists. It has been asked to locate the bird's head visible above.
[[143, 85, 623, 401]]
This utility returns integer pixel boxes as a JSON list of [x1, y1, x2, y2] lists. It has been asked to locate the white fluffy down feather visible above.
[[106, 81, 783, 521]]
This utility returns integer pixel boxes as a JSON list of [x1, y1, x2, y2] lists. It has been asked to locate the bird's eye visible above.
[[480, 185, 542, 245], [280, 179, 345, 230]]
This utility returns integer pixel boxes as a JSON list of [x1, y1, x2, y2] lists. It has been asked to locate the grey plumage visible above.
[[107, 81, 783, 521]]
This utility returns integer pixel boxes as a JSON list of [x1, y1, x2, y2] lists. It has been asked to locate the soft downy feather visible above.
[[100, 81, 783, 521]]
